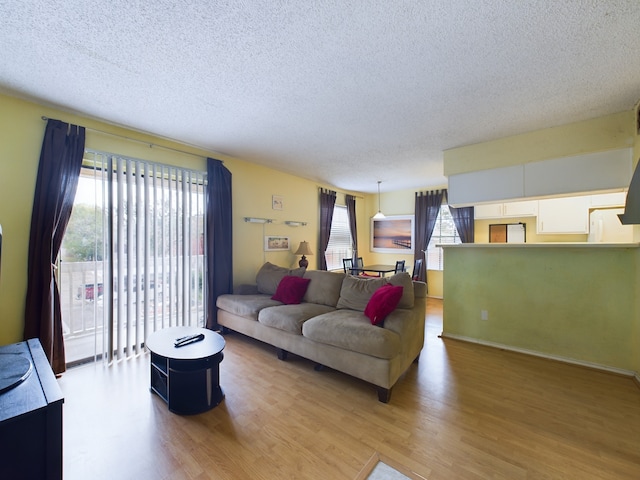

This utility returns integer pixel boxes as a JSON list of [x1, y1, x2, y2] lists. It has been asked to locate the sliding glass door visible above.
[[60, 151, 207, 366]]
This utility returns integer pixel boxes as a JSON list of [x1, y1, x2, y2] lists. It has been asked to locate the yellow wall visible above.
[[0, 94, 365, 345], [443, 111, 635, 175]]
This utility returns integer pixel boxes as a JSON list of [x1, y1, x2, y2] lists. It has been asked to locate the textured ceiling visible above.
[[2, 1, 640, 193]]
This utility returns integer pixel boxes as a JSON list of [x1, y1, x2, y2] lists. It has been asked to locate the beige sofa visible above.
[[216, 263, 427, 402]]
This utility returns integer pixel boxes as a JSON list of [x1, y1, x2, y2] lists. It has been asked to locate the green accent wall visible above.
[[443, 245, 637, 371]]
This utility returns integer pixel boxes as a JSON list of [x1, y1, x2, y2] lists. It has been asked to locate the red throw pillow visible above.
[[364, 284, 404, 326], [271, 275, 311, 305]]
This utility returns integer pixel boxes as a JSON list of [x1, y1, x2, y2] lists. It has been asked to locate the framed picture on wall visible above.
[[272, 195, 283, 210], [371, 215, 415, 254], [264, 235, 290, 251]]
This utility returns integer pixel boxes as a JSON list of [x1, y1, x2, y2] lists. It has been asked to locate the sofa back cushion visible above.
[[336, 275, 386, 311], [302, 270, 345, 307], [256, 262, 306, 295], [386, 272, 415, 309], [336, 271, 415, 311]]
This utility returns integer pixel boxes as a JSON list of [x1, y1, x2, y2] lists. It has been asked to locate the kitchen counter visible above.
[[440, 242, 640, 248]]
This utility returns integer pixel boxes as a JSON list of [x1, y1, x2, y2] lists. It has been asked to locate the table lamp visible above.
[[294, 241, 313, 268]]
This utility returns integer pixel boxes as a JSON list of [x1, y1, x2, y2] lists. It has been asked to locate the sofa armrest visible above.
[[412, 280, 427, 299], [234, 284, 260, 295]]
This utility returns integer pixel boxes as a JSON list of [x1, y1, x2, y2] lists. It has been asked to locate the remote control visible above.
[[174, 333, 205, 347]]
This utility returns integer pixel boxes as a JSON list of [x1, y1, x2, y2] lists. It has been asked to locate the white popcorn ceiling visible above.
[[1, 1, 640, 193]]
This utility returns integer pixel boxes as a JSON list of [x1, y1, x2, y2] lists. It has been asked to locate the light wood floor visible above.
[[58, 299, 640, 479]]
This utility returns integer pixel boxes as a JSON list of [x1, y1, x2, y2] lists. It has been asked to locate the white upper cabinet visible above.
[[502, 200, 538, 217], [537, 196, 590, 234], [590, 192, 626, 208], [474, 200, 538, 219], [474, 203, 504, 219]]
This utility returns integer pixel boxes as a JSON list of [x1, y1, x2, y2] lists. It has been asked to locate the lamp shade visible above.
[[294, 241, 313, 256]]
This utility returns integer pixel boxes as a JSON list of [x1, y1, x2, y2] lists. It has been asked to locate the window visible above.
[[426, 205, 461, 270], [60, 151, 206, 365], [325, 205, 353, 271]]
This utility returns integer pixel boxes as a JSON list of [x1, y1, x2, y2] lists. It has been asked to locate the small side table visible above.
[[146, 326, 225, 415]]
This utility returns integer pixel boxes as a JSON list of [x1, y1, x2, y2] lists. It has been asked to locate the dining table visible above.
[[349, 264, 397, 277]]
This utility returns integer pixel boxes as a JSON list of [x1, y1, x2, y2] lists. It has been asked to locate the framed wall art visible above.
[[264, 235, 290, 251], [272, 195, 283, 210], [371, 215, 415, 254]]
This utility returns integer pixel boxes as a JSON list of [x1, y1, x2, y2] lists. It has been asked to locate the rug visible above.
[[354, 452, 428, 480]]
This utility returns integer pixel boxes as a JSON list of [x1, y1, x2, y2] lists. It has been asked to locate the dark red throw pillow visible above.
[[364, 284, 404, 326], [271, 275, 311, 305]]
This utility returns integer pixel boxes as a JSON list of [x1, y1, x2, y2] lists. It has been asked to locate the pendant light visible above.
[[373, 180, 385, 219]]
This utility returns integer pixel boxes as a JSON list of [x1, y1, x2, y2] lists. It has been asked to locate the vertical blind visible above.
[[64, 151, 207, 363]]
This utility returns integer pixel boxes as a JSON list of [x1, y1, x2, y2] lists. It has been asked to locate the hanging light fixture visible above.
[[373, 180, 385, 219]]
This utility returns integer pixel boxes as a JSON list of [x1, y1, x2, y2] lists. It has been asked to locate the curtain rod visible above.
[[41, 115, 215, 161], [317, 186, 364, 199]]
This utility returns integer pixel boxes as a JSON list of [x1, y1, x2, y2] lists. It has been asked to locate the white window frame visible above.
[[325, 204, 353, 271], [426, 205, 461, 271]]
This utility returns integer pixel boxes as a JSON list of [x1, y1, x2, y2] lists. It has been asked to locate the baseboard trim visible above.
[[440, 332, 637, 379]]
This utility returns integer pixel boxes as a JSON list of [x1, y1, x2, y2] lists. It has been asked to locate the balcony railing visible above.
[[59, 259, 205, 365]]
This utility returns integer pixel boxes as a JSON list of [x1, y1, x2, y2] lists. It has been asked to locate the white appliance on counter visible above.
[[587, 208, 634, 242]]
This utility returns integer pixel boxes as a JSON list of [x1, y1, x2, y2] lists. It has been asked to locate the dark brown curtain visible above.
[[345, 194, 358, 262], [449, 205, 475, 243], [318, 188, 336, 270], [24, 119, 85, 374], [414, 189, 445, 285], [206, 158, 233, 330]]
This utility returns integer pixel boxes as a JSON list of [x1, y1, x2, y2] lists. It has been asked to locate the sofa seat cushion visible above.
[[216, 294, 281, 320], [258, 303, 336, 334], [302, 310, 401, 359]]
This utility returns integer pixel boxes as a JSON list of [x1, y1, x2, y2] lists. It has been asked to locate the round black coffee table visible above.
[[146, 326, 225, 415]]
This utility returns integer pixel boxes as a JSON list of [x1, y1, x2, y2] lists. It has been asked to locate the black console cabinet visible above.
[[0, 339, 64, 480]]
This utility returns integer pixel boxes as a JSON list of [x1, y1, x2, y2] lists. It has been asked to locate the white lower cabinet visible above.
[[537, 196, 590, 234]]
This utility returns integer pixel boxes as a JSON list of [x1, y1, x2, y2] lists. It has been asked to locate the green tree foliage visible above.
[[62, 204, 103, 262]]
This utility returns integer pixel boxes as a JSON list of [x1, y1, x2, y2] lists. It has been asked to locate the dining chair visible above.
[[343, 258, 354, 274], [411, 258, 424, 280], [394, 260, 405, 274]]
